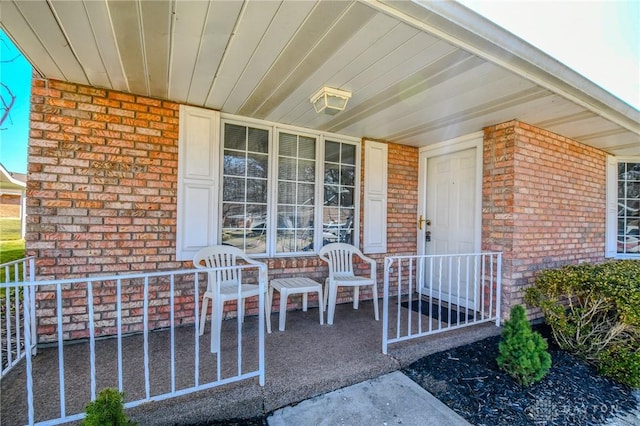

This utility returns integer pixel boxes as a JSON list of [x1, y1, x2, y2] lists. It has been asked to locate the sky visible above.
[[0, 2, 638, 174], [459, 0, 640, 109]]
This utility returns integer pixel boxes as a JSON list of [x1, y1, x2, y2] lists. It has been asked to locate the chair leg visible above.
[[266, 288, 273, 334], [323, 278, 329, 311], [317, 287, 324, 325], [352, 286, 360, 310], [327, 284, 338, 325], [279, 289, 288, 331], [372, 283, 379, 321], [199, 295, 209, 336], [211, 299, 223, 353]]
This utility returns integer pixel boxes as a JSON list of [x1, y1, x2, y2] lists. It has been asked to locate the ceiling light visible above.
[[310, 87, 352, 115]]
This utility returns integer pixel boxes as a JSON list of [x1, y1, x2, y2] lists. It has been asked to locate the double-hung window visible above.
[[607, 158, 640, 257], [177, 107, 360, 260]]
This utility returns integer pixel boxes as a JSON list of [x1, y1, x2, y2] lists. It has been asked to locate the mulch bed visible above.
[[403, 326, 639, 426]]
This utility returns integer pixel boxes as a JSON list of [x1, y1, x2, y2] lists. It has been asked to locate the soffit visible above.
[[1, 0, 638, 155]]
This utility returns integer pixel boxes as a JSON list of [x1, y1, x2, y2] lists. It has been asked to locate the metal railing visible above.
[[4, 264, 266, 426], [382, 252, 502, 354], [1, 256, 36, 377]]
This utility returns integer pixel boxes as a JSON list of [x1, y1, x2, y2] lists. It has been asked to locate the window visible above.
[[616, 162, 640, 255], [276, 132, 317, 253], [221, 123, 270, 254], [217, 117, 359, 257], [323, 140, 356, 246], [606, 157, 640, 258], [177, 109, 361, 259]]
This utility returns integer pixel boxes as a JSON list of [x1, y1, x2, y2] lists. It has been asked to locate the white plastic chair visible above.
[[194, 245, 271, 353], [318, 243, 379, 325]]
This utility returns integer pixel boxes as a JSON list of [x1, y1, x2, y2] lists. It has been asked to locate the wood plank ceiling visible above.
[[1, 0, 638, 155]]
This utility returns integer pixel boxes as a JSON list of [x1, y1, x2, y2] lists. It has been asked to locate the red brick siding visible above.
[[27, 79, 420, 341], [482, 120, 606, 317]]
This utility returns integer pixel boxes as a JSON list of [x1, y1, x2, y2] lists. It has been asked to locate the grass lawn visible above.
[[0, 217, 22, 241], [0, 217, 27, 287]]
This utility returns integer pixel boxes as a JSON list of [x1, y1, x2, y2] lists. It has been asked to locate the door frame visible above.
[[417, 131, 484, 256]]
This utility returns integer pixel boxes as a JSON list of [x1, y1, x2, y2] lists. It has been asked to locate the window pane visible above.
[[224, 151, 246, 176], [325, 141, 340, 162], [223, 177, 244, 201], [297, 183, 314, 204], [299, 136, 316, 160], [279, 157, 296, 180], [298, 159, 315, 182], [617, 161, 640, 254], [324, 164, 340, 184], [225, 124, 246, 150], [221, 122, 269, 255], [279, 133, 298, 156], [341, 144, 355, 165], [248, 128, 269, 153], [246, 178, 267, 203], [341, 164, 355, 186], [277, 132, 317, 254], [247, 153, 268, 178], [278, 181, 296, 204], [323, 141, 357, 247]]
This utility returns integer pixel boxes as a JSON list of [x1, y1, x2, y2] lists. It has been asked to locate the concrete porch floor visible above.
[[1, 300, 501, 425]]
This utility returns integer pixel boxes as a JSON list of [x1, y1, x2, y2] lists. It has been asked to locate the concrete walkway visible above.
[[268, 371, 471, 426]]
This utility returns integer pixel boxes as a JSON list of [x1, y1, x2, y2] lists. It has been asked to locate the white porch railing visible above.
[[3, 264, 266, 426], [382, 252, 502, 354], [1, 257, 36, 378]]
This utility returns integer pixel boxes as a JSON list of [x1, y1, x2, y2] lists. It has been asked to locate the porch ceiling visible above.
[[1, 0, 638, 156]]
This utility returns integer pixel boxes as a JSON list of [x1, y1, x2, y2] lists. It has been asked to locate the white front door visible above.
[[417, 134, 482, 308]]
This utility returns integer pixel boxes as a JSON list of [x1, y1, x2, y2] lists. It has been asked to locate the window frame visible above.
[[219, 113, 361, 258], [606, 156, 640, 259]]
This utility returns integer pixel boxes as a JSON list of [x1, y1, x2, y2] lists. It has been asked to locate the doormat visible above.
[[401, 299, 472, 323]]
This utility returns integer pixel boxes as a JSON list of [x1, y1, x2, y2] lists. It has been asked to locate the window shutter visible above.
[[363, 140, 387, 254], [605, 155, 617, 258], [176, 106, 220, 261]]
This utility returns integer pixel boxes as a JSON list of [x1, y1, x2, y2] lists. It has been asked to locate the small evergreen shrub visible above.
[[83, 388, 137, 426], [525, 260, 640, 388], [497, 305, 551, 387]]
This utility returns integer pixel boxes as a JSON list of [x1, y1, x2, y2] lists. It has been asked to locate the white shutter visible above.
[[176, 105, 220, 260], [363, 140, 388, 254], [605, 156, 618, 258]]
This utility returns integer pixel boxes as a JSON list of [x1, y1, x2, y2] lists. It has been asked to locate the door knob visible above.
[[418, 215, 431, 230]]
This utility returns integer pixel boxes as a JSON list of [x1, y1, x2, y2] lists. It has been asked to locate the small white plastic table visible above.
[[269, 277, 324, 331]]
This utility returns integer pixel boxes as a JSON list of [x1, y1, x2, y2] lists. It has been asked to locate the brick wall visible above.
[[482, 120, 607, 317], [27, 78, 419, 341]]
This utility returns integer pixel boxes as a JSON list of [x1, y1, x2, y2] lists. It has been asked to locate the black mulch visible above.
[[402, 326, 639, 426]]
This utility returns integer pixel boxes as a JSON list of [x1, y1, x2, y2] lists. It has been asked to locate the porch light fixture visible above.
[[310, 86, 352, 115]]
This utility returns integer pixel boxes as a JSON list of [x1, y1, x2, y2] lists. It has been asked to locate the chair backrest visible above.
[[193, 245, 247, 284], [318, 243, 361, 276]]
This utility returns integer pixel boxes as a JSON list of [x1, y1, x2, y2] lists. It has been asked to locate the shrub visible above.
[[497, 305, 551, 386], [83, 388, 137, 426], [525, 260, 640, 388]]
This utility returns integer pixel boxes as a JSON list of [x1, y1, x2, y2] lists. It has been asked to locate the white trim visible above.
[[417, 132, 483, 255], [606, 156, 640, 259], [605, 156, 618, 258], [220, 112, 360, 144]]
